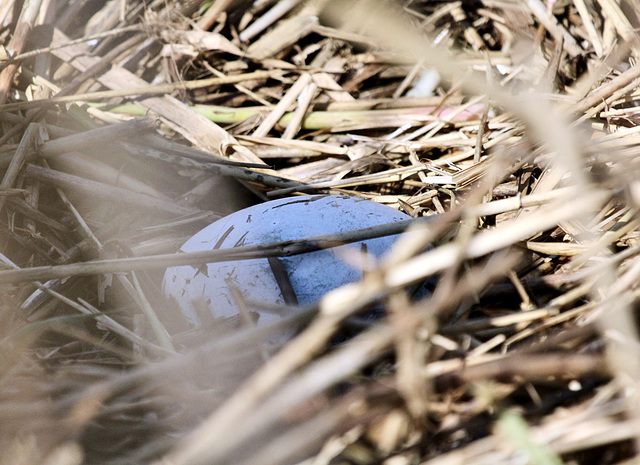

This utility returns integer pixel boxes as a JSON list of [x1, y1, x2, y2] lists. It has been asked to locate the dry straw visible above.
[[0, 0, 638, 464]]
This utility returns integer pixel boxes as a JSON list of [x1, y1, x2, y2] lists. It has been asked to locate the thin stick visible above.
[[253, 73, 313, 137], [0, 70, 283, 112], [0, 0, 44, 103], [0, 123, 39, 212], [0, 215, 438, 284], [25, 164, 215, 219]]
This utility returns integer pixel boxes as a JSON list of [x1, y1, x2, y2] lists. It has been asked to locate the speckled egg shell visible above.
[[163, 195, 411, 328]]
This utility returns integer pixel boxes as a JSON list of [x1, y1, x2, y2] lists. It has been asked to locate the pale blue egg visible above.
[[163, 195, 411, 328]]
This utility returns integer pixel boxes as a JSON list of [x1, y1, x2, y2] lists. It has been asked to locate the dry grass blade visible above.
[[2, 0, 640, 464], [0, 0, 43, 103]]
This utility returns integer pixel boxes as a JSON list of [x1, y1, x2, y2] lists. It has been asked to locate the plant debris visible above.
[[0, 0, 639, 464]]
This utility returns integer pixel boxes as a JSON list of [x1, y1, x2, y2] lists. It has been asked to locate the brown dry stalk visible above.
[[0, 0, 44, 103], [0, 70, 282, 112]]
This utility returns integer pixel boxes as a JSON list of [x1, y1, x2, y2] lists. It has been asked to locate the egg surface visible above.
[[163, 195, 411, 328]]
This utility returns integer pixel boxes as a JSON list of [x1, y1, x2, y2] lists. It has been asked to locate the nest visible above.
[[0, 0, 638, 464]]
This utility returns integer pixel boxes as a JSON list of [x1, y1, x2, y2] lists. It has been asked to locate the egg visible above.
[[163, 195, 412, 329]]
